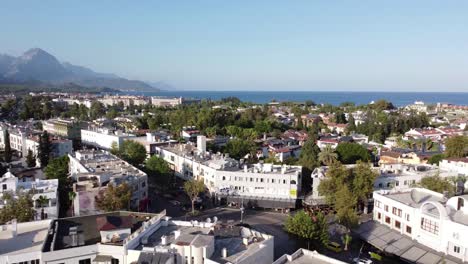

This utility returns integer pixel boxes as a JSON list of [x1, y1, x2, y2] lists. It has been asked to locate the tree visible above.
[[119, 140, 147, 166], [352, 161, 377, 213], [428, 154, 445, 165], [318, 145, 338, 166], [0, 193, 34, 224], [95, 183, 132, 212], [224, 138, 254, 160], [346, 115, 356, 133], [44, 156, 71, 217], [69, 191, 76, 216], [184, 179, 205, 215], [284, 210, 329, 249], [418, 175, 454, 196], [36, 195, 50, 220], [336, 142, 370, 164], [4, 130, 12, 163], [26, 149, 36, 168], [89, 101, 105, 120], [37, 131, 52, 167], [445, 135, 468, 158], [299, 140, 321, 171], [145, 155, 172, 189]]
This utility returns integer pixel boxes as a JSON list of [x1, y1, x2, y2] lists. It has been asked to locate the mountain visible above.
[[0, 48, 160, 91]]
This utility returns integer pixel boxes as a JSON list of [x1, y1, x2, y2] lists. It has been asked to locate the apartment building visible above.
[[439, 158, 468, 176], [0, 171, 59, 220], [98, 95, 149, 107], [155, 137, 301, 209], [81, 127, 135, 150], [42, 118, 82, 140], [68, 150, 148, 216], [373, 188, 468, 262], [0, 210, 273, 264], [151, 96, 200, 107]]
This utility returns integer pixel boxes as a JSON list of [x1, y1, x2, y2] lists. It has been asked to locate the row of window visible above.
[[12, 260, 39, 264], [221, 175, 295, 185], [375, 200, 409, 221], [377, 213, 412, 234]]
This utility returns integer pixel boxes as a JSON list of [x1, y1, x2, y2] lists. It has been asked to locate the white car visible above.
[[353, 258, 372, 264]]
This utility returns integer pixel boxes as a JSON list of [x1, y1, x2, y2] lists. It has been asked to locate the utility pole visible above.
[[240, 196, 245, 224]]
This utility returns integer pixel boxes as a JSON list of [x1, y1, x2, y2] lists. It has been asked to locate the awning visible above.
[[223, 195, 297, 209], [93, 255, 113, 262]]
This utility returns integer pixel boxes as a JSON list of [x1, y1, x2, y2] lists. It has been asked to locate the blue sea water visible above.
[[127, 90, 468, 107]]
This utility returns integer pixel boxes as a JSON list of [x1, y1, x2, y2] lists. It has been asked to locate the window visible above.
[[170, 156, 174, 161], [392, 207, 402, 217], [375, 200, 381, 208], [385, 216, 391, 224], [421, 217, 439, 235], [406, 226, 412, 234], [283, 180, 286, 184], [141, 182, 146, 187], [271, 179, 275, 183], [454, 246, 461, 254], [395, 221, 401, 229], [111, 258, 119, 264], [2, 184, 6, 190], [31, 260, 40, 264], [384, 205, 389, 212], [222, 176, 226, 181], [406, 214, 410, 221], [79, 259, 91, 264], [377, 212, 381, 220]]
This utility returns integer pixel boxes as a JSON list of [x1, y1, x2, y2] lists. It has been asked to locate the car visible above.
[[169, 200, 181, 206], [325, 241, 342, 253], [353, 257, 373, 264]]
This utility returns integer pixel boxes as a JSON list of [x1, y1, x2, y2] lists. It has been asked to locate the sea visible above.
[[126, 90, 468, 107]]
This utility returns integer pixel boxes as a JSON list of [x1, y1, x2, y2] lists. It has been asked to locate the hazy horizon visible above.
[[2, 1, 468, 92]]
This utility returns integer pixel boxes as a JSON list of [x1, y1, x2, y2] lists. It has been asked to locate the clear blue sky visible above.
[[1, 1, 468, 91]]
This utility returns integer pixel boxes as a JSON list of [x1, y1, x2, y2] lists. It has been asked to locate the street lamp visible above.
[[240, 196, 244, 224]]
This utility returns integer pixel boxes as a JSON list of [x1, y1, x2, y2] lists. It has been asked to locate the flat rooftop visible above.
[[274, 249, 346, 264], [43, 211, 158, 252], [0, 220, 51, 256], [381, 189, 446, 208]]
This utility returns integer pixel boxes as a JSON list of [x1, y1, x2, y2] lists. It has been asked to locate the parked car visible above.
[[353, 257, 373, 264], [169, 200, 181, 206], [325, 241, 342, 253]]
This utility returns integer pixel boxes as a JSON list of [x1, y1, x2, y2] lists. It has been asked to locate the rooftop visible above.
[[273, 248, 346, 264], [379, 188, 446, 208], [0, 220, 51, 256]]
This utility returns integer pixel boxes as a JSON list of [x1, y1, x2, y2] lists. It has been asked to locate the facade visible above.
[[155, 138, 302, 209], [68, 150, 148, 216], [0, 210, 273, 264], [0, 171, 59, 220], [151, 97, 200, 107], [81, 127, 135, 150], [98, 95, 149, 107], [439, 158, 468, 176], [373, 188, 468, 262], [42, 119, 82, 140]]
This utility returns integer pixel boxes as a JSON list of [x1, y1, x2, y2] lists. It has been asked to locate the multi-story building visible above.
[[42, 118, 82, 140], [151, 96, 200, 107], [68, 150, 148, 216], [155, 137, 301, 209], [373, 188, 468, 262], [81, 126, 135, 150], [439, 158, 468, 176], [0, 210, 273, 264], [98, 95, 150, 107], [0, 171, 59, 220]]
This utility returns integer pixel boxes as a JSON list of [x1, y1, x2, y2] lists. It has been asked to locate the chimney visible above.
[[222, 248, 228, 258], [161, 235, 167, 245], [244, 165, 248, 172], [11, 219, 17, 238]]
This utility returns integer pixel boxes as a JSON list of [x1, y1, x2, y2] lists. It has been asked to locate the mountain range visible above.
[[0, 48, 159, 91]]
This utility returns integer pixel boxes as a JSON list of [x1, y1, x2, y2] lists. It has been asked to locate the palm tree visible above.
[[36, 195, 49, 220], [318, 145, 338, 166], [68, 191, 76, 216]]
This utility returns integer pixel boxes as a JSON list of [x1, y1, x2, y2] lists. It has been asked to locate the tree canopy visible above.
[[284, 210, 329, 249], [336, 142, 370, 164], [114, 140, 147, 166], [0, 193, 34, 224], [184, 179, 205, 215], [95, 183, 133, 211], [445, 135, 468, 158]]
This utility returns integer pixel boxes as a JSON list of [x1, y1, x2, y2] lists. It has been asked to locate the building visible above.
[[0, 210, 273, 264], [155, 137, 301, 209], [405, 101, 429, 113], [373, 188, 468, 262], [129, 131, 177, 155], [404, 128, 443, 141], [81, 127, 135, 150], [181, 126, 200, 142], [42, 119, 82, 140], [0, 171, 59, 220], [68, 150, 148, 216], [439, 158, 468, 176], [151, 97, 200, 107], [273, 248, 346, 264], [98, 95, 149, 107]]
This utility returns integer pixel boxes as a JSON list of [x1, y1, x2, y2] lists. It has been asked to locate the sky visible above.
[[1, 1, 468, 92]]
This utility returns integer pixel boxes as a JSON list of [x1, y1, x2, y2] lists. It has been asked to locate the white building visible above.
[[98, 95, 149, 107], [81, 127, 135, 150], [0, 210, 273, 264], [155, 138, 301, 209], [68, 150, 148, 216], [373, 188, 468, 262], [151, 97, 200, 107], [439, 158, 468, 176], [0, 171, 59, 220]]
